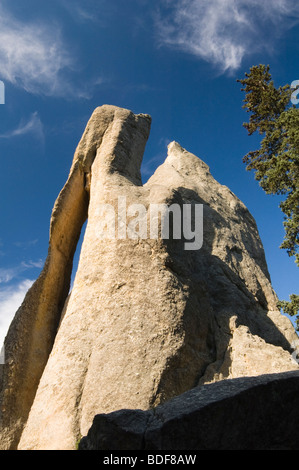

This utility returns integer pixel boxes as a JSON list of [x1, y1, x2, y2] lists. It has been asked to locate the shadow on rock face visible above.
[[79, 371, 299, 451]]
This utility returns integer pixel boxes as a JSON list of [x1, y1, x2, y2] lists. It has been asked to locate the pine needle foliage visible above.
[[238, 64, 299, 328]]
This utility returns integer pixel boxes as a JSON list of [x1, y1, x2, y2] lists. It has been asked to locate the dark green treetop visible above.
[[238, 64, 299, 328]]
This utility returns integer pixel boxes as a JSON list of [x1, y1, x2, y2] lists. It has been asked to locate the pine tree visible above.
[[238, 64, 299, 329]]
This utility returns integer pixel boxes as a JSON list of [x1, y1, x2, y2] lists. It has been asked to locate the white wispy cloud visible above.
[[141, 153, 165, 178], [21, 259, 44, 269], [14, 239, 39, 249], [157, 0, 299, 72], [0, 4, 84, 97], [141, 138, 171, 178], [0, 279, 34, 360], [0, 259, 43, 284], [60, 0, 101, 23], [0, 257, 43, 359], [0, 268, 17, 284], [0, 112, 44, 141]]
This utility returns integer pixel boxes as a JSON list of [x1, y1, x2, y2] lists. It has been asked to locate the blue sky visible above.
[[0, 0, 298, 346]]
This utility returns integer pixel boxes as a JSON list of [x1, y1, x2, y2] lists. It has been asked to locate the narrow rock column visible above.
[[0, 105, 129, 450], [18, 107, 157, 450]]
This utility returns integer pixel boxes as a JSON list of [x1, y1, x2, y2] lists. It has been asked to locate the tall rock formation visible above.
[[0, 105, 298, 450]]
